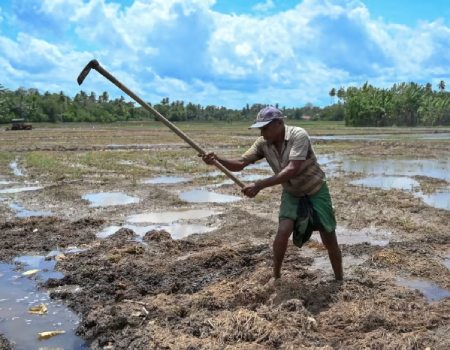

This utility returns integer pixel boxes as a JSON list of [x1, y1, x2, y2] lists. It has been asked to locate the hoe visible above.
[[77, 59, 245, 188]]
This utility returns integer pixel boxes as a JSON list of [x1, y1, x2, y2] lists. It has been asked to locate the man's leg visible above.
[[273, 219, 294, 279], [319, 230, 343, 280]]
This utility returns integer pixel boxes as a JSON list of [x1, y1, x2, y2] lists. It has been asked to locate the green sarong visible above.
[[279, 182, 336, 248]]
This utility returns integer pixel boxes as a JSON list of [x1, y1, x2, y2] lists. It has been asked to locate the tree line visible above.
[[2, 80, 447, 126], [0, 85, 327, 124], [330, 80, 449, 127]]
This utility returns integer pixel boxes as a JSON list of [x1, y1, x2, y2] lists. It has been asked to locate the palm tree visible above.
[[425, 83, 432, 92], [337, 87, 346, 101], [329, 88, 336, 104], [102, 91, 109, 103], [0, 84, 6, 119], [438, 80, 446, 92]]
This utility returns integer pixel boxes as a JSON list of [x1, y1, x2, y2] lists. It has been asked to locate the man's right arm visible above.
[[199, 152, 256, 172], [199, 137, 264, 172]]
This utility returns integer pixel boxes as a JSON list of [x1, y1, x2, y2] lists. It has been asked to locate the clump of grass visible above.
[[397, 217, 418, 231]]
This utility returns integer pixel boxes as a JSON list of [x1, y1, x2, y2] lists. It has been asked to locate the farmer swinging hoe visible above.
[[77, 59, 245, 188]]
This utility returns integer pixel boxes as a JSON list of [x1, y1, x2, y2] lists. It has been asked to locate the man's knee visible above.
[[319, 230, 339, 250], [274, 220, 294, 244]]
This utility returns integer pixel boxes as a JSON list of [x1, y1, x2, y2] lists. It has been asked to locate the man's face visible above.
[[259, 120, 282, 141]]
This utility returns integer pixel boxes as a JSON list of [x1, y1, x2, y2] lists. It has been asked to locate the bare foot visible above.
[[266, 277, 281, 288]]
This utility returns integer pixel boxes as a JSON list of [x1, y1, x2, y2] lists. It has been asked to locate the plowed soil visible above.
[[1, 127, 450, 349]]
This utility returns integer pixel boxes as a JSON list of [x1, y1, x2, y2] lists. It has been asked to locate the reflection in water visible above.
[[396, 279, 450, 303], [10, 161, 23, 176], [350, 176, 420, 191], [415, 190, 450, 211], [312, 226, 394, 247], [338, 157, 450, 181], [312, 133, 450, 141], [179, 190, 242, 203], [82, 193, 139, 207], [97, 223, 217, 240], [0, 187, 43, 194], [0, 256, 86, 348], [9, 204, 52, 217], [127, 209, 218, 223]]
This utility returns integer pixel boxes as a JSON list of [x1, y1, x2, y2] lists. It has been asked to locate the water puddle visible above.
[[311, 227, 393, 246], [337, 227, 393, 246], [9, 204, 52, 218], [312, 133, 450, 141], [396, 279, 450, 303], [0, 181, 13, 185], [127, 209, 218, 224], [415, 189, 450, 211], [82, 193, 139, 207], [338, 157, 450, 181], [0, 186, 43, 194], [206, 174, 268, 188], [312, 134, 390, 141], [198, 171, 230, 178], [309, 255, 368, 274], [179, 190, 242, 203], [246, 161, 271, 171], [0, 256, 86, 349], [350, 176, 420, 191], [10, 161, 23, 176], [98, 224, 217, 240], [143, 176, 190, 184]]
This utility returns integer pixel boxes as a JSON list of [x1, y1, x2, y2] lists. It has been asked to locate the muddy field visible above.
[[1, 122, 450, 349]]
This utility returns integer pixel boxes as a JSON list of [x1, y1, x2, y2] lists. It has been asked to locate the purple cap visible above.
[[249, 106, 285, 129]]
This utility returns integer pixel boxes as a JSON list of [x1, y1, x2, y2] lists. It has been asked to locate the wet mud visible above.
[[0, 216, 104, 261], [2, 131, 450, 349], [0, 333, 14, 350]]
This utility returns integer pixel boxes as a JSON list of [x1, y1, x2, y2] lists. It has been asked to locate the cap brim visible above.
[[248, 121, 271, 129]]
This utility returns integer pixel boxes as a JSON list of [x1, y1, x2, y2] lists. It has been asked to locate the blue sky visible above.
[[0, 0, 450, 109]]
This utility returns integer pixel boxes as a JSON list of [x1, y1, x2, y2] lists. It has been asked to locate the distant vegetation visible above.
[[0, 80, 448, 126], [331, 81, 449, 127], [0, 84, 328, 124]]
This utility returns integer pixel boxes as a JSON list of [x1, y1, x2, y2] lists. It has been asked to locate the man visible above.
[[200, 106, 343, 281]]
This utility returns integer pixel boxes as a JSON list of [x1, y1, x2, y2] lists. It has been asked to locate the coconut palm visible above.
[[329, 88, 336, 104]]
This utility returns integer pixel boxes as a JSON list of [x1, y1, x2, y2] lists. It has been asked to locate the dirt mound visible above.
[[43, 241, 271, 317], [0, 333, 14, 350], [143, 229, 172, 242], [108, 228, 138, 241], [0, 216, 104, 262], [73, 266, 324, 350], [188, 208, 278, 244]]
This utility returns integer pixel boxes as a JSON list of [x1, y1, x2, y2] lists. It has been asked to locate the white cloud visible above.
[[1, 0, 450, 108], [252, 0, 275, 12]]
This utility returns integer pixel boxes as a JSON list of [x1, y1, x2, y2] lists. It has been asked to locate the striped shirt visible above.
[[241, 125, 325, 197]]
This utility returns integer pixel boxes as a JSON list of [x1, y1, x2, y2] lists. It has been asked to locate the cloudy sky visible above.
[[1, 0, 450, 108]]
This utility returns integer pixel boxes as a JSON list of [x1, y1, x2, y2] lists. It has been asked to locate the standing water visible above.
[[97, 224, 217, 240], [415, 189, 450, 211], [0, 255, 86, 348], [127, 209, 218, 223], [9, 161, 23, 176], [350, 176, 420, 191], [0, 187, 43, 194], [396, 279, 450, 303], [179, 190, 242, 203], [82, 193, 139, 207]]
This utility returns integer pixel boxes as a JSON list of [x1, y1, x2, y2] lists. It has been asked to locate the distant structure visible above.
[[301, 116, 311, 120]]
